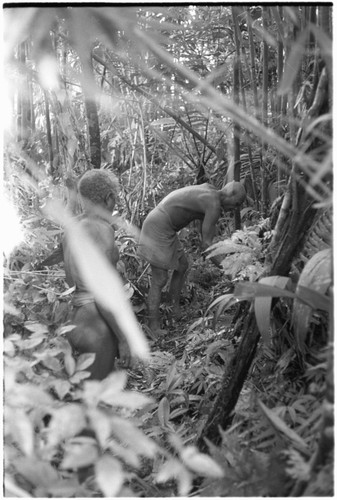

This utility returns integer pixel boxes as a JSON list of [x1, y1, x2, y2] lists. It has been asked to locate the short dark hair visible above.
[[79, 170, 119, 206]]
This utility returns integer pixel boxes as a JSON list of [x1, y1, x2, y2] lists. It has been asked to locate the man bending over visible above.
[[138, 181, 246, 337], [63, 169, 131, 379]]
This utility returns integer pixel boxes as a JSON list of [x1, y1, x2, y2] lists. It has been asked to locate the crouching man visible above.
[[138, 181, 246, 337], [63, 169, 131, 379]]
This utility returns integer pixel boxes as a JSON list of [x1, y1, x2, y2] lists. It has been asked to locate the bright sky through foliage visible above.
[[37, 56, 60, 91], [2, 197, 25, 256], [3, 81, 13, 133]]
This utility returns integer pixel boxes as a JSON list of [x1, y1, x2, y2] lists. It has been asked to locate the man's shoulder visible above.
[[162, 184, 221, 216], [165, 183, 217, 201], [79, 216, 114, 237]]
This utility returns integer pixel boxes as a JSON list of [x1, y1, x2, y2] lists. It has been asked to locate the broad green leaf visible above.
[[98, 372, 152, 409], [170, 407, 189, 419], [165, 362, 178, 392], [6, 380, 53, 408], [60, 286, 76, 297], [235, 279, 294, 300], [101, 390, 153, 410], [69, 371, 91, 384], [41, 356, 62, 372], [110, 416, 157, 457], [296, 285, 331, 312], [97, 371, 127, 398], [254, 277, 292, 344], [6, 408, 34, 456], [157, 397, 170, 427], [278, 30, 307, 95], [47, 404, 87, 447], [156, 458, 193, 496], [50, 380, 72, 400], [4, 339, 15, 356], [46, 478, 81, 497], [181, 445, 224, 477], [76, 353, 95, 372], [64, 352, 76, 376], [19, 337, 45, 350], [4, 476, 31, 498], [107, 438, 140, 468], [56, 324, 76, 335], [12, 457, 58, 488], [24, 321, 49, 335], [258, 400, 309, 453], [88, 409, 112, 447], [293, 249, 332, 352], [206, 293, 235, 315], [95, 454, 124, 497], [213, 294, 240, 329], [206, 241, 252, 259], [185, 317, 207, 335], [60, 437, 99, 469]]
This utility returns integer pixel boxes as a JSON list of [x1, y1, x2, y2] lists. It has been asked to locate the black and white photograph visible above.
[[3, 3, 333, 497]]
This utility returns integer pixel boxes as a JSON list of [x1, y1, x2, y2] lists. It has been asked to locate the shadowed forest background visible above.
[[3, 4, 333, 497]]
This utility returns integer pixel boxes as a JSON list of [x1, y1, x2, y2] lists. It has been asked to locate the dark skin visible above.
[[146, 183, 246, 336], [63, 193, 131, 380]]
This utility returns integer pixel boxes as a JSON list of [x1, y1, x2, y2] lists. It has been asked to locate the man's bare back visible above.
[[158, 184, 221, 232], [138, 181, 246, 336]]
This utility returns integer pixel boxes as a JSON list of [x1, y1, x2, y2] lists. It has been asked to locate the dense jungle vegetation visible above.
[[3, 4, 333, 497]]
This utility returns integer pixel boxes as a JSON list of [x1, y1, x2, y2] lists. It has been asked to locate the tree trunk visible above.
[[261, 6, 269, 217], [197, 19, 331, 450], [247, 9, 259, 112], [17, 42, 31, 146], [82, 54, 101, 169], [197, 307, 260, 451], [232, 7, 242, 229], [84, 96, 101, 169], [276, 6, 284, 189], [44, 91, 54, 175]]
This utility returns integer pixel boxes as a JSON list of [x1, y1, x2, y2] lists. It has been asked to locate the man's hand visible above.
[[118, 340, 132, 368]]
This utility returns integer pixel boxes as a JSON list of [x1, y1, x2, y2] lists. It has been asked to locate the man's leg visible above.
[[148, 265, 168, 336], [167, 251, 189, 320]]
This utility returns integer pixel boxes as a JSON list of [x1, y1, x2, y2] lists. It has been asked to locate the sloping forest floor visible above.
[[4, 212, 332, 497]]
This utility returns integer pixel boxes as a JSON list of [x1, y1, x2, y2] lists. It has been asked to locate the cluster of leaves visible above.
[[4, 206, 333, 497], [206, 217, 271, 281], [4, 286, 227, 497]]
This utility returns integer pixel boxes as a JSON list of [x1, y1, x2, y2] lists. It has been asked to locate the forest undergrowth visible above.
[[4, 203, 332, 497]]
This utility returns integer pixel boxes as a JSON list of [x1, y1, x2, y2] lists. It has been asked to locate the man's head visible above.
[[220, 181, 246, 210], [79, 169, 119, 212]]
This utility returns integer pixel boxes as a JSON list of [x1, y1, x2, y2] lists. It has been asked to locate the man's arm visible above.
[[200, 210, 222, 268]]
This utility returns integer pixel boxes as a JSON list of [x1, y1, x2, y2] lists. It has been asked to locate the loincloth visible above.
[[138, 206, 183, 270]]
